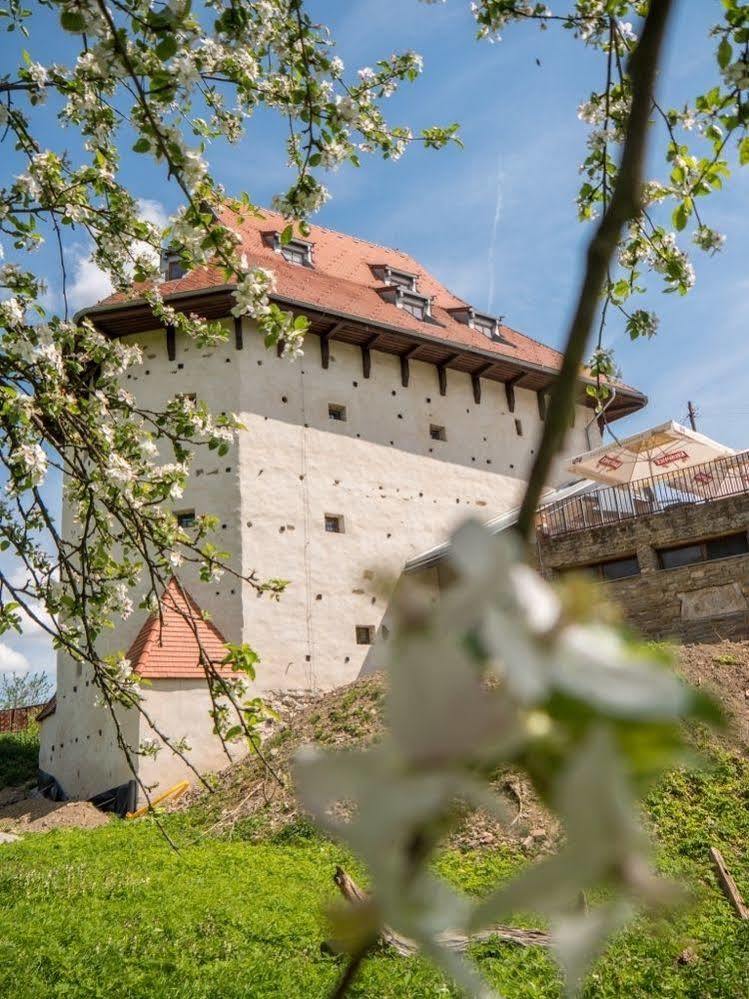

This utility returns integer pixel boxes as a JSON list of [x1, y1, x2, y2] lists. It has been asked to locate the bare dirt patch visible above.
[[179, 641, 749, 852], [178, 673, 558, 853], [0, 798, 111, 834], [676, 639, 749, 750]]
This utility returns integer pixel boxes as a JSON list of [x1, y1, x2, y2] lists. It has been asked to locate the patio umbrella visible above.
[[566, 420, 735, 491]]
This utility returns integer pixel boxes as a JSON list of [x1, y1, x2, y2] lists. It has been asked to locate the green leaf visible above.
[[60, 11, 86, 32], [132, 138, 151, 153], [672, 201, 691, 231], [280, 224, 293, 245], [739, 136, 749, 166], [717, 36, 732, 70], [155, 35, 178, 61]]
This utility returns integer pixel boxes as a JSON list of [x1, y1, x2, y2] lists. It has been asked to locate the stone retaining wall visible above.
[[537, 493, 749, 643]]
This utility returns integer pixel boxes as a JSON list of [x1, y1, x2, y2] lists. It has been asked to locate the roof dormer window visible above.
[[448, 306, 505, 343], [372, 264, 418, 292], [378, 285, 433, 322], [400, 293, 429, 320], [162, 251, 186, 281], [264, 231, 313, 267]]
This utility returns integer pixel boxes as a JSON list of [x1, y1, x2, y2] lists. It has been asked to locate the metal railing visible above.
[[537, 450, 749, 540]]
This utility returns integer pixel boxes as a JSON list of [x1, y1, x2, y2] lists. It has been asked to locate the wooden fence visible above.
[[0, 703, 46, 733]]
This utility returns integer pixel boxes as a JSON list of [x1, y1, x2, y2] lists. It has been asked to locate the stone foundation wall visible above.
[[537, 493, 749, 643]]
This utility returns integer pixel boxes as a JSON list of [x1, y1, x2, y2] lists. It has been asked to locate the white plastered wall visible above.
[[136, 680, 244, 792], [234, 323, 600, 690], [40, 314, 602, 797]]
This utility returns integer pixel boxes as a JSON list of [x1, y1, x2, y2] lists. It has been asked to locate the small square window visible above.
[[430, 424, 446, 442], [324, 514, 344, 534], [176, 510, 196, 529], [328, 404, 347, 422], [356, 626, 374, 645]]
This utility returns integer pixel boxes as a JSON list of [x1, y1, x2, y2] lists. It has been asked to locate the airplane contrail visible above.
[[487, 152, 504, 314]]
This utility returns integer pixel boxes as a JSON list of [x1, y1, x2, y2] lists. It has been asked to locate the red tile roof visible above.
[[126, 577, 230, 680], [97, 206, 575, 374]]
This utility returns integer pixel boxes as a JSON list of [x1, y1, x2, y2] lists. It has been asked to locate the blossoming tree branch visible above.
[[0, 0, 458, 798], [0, 0, 747, 994]]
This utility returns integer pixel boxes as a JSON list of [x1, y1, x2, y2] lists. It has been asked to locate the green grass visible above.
[[0, 724, 39, 788], [0, 746, 747, 998]]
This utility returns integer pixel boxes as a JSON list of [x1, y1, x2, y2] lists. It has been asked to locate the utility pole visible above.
[[687, 400, 697, 431]]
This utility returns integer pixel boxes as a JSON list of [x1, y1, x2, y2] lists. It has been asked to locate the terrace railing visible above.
[[536, 450, 749, 540]]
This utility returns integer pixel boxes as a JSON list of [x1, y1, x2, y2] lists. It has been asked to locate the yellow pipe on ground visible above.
[[126, 779, 190, 819]]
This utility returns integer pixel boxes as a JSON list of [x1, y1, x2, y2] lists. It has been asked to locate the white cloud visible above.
[[138, 198, 169, 229], [67, 198, 169, 312], [68, 253, 115, 312], [0, 642, 31, 674]]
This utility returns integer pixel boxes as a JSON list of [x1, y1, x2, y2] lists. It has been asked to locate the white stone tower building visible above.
[[38, 208, 646, 803]]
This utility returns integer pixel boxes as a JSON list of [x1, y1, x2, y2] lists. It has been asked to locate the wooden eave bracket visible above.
[[400, 345, 420, 388]]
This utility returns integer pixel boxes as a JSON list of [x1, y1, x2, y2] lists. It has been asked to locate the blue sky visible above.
[[1, 0, 748, 681]]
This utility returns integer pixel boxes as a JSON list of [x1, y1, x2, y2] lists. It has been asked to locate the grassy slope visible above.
[[1, 742, 747, 998], [0, 726, 39, 788]]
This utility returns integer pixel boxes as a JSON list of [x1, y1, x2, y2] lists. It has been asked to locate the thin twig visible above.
[[516, 0, 677, 539]]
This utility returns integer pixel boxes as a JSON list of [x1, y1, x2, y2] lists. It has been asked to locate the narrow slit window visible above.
[[356, 625, 375, 645], [176, 509, 196, 529], [515, 418, 523, 437], [562, 555, 640, 581], [430, 424, 446, 442], [328, 403, 347, 422], [658, 531, 749, 570], [324, 514, 344, 534]]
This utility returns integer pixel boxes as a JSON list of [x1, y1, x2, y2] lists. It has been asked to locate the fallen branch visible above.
[[329, 866, 550, 956], [710, 847, 749, 920]]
